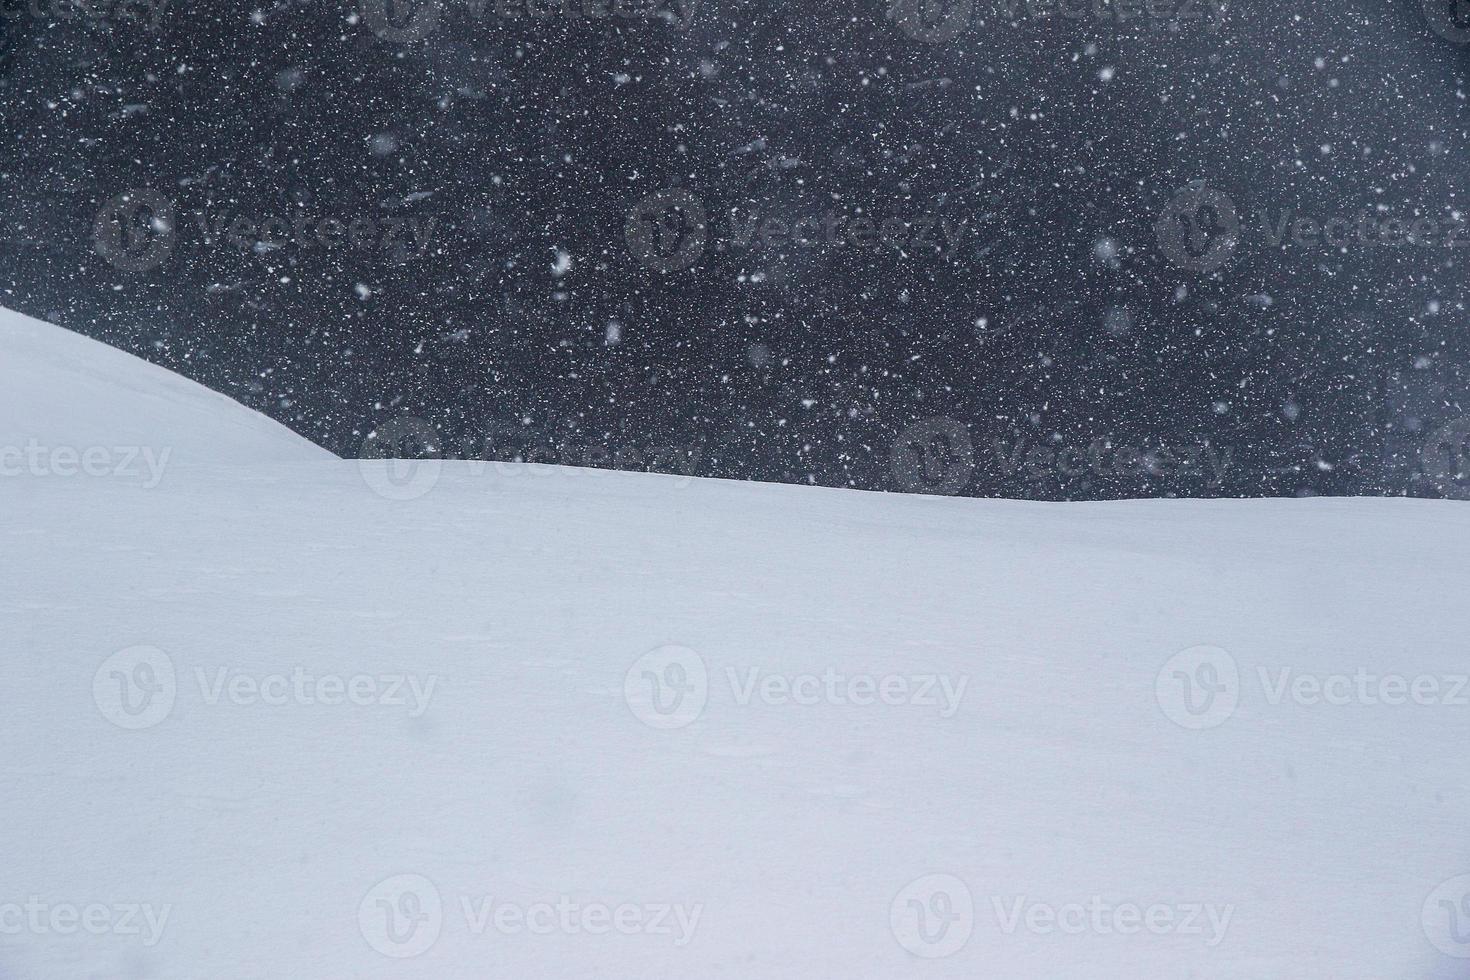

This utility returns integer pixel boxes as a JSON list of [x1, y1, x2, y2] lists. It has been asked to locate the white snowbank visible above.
[[3, 310, 1470, 979], [0, 307, 331, 467]]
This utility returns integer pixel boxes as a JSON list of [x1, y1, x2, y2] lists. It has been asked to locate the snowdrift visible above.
[[4, 310, 1470, 979], [0, 307, 331, 466]]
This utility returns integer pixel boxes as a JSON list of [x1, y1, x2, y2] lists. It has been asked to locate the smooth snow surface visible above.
[[0, 307, 331, 464], [5, 312, 1470, 979]]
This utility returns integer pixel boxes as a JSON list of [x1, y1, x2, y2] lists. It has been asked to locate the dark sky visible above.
[[2, 0, 1469, 499]]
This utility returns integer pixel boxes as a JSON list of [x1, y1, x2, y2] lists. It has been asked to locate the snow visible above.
[[5, 310, 1470, 979], [0, 308, 330, 466]]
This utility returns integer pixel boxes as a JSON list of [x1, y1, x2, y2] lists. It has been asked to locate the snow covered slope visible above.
[[0, 307, 331, 466], [4, 314, 1470, 980]]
